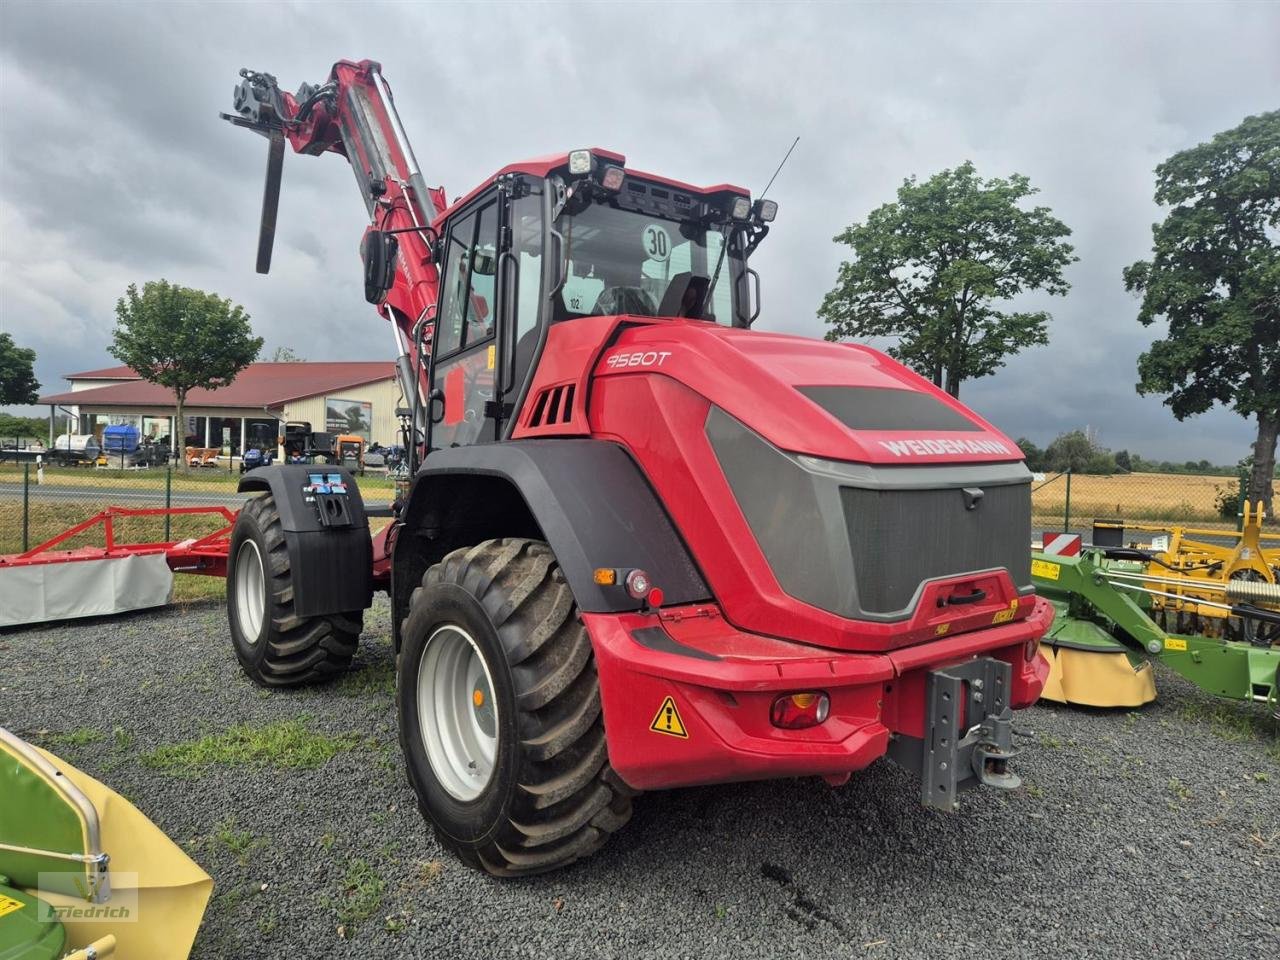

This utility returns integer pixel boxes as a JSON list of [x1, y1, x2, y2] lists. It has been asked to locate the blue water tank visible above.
[[101, 424, 140, 453]]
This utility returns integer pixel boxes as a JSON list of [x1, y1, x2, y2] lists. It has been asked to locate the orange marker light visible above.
[[594, 568, 618, 586]]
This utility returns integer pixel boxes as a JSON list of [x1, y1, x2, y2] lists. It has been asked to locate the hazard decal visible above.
[[1031, 558, 1061, 581], [0, 893, 23, 919], [649, 696, 688, 739]]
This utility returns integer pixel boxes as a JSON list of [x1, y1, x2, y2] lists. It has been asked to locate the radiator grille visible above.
[[841, 484, 1031, 614]]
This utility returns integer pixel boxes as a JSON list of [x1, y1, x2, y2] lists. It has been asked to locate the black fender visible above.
[[237, 464, 373, 617], [394, 439, 710, 624]]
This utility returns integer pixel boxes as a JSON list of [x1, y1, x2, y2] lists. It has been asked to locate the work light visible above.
[[600, 164, 625, 191], [568, 150, 593, 175], [730, 196, 751, 220], [754, 199, 778, 222]]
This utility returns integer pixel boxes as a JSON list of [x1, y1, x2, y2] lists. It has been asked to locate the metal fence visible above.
[[1031, 468, 1259, 538], [0, 462, 245, 556], [0, 460, 403, 557]]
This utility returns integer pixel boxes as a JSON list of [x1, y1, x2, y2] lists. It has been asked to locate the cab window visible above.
[[437, 201, 498, 357]]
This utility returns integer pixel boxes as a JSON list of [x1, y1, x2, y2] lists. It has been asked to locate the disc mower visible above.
[[218, 58, 1052, 876], [1034, 504, 1280, 712], [0, 727, 212, 959]]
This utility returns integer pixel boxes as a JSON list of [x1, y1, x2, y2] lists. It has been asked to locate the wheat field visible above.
[[1031, 471, 1241, 526]]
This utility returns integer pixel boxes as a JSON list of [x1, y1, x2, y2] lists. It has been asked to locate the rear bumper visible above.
[[585, 598, 1052, 791]]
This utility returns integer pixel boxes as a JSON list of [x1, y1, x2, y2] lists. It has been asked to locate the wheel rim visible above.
[[233, 539, 266, 642], [417, 625, 498, 802]]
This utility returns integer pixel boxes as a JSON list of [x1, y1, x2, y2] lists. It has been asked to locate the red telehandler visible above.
[[221, 59, 1052, 876]]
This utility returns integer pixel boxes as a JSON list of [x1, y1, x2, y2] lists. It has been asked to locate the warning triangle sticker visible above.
[[649, 696, 688, 738]]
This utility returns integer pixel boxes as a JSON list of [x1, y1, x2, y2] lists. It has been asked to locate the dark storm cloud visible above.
[[1, 0, 1276, 463]]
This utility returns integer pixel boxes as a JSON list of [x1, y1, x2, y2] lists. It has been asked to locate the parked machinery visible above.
[[0, 727, 212, 959], [334, 434, 365, 474], [219, 58, 1051, 875], [1035, 506, 1279, 711]]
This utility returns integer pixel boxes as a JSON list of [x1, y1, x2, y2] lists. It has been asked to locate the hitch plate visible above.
[[888, 657, 1021, 811]]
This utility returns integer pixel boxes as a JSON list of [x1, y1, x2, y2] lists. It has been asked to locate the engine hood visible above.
[[594, 320, 1021, 466]]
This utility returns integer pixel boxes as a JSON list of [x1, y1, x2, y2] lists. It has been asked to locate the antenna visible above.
[[757, 136, 799, 200]]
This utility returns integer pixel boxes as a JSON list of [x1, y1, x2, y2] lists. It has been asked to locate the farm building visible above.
[[38, 362, 402, 457]]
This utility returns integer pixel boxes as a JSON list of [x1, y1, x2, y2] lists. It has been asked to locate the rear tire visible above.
[[397, 538, 636, 876], [226, 494, 361, 687]]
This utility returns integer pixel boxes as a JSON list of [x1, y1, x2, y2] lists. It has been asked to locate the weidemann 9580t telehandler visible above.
[[221, 58, 1052, 876]]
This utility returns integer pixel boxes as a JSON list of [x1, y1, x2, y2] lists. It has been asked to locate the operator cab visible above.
[[426, 149, 776, 448]]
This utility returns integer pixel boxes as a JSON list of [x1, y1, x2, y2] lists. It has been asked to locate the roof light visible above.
[[730, 196, 751, 220], [600, 164, 625, 191], [754, 198, 778, 222], [568, 150, 593, 175]]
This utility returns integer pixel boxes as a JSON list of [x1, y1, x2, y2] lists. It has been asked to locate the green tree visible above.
[[270, 346, 305, 362], [0, 332, 40, 405], [1044, 430, 1097, 473], [0, 412, 49, 443], [1124, 110, 1279, 516], [820, 161, 1076, 396], [1114, 449, 1133, 472], [1014, 437, 1044, 471], [109, 280, 261, 471]]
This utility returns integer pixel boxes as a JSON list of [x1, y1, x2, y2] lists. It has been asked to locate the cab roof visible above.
[[431, 148, 750, 228]]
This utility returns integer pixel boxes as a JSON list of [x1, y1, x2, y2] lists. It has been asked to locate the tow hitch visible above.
[[888, 657, 1023, 811]]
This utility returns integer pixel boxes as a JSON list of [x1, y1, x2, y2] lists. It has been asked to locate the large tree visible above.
[[109, 280, 262, 471], [1124, 110, 1279, 515], [0, 332, 40, 405], [820, 161, 1076, 396]]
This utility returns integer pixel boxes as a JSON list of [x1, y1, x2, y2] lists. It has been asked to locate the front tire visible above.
[[226, 494, 362, 687], [397, 538, 635, 876]]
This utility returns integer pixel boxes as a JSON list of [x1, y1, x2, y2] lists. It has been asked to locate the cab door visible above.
[[430, 182, 544, 449], [430, 196, 501, 448]]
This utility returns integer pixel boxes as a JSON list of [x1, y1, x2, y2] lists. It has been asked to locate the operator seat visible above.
[[592, 286, 657, 317], [656, 272, 711, 319]]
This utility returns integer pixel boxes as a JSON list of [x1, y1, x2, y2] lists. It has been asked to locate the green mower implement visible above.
[[1033, 550, 1280, 713], [0, 727, 213, 959]]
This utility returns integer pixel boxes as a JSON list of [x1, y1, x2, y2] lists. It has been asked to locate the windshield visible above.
[[554, 201, 738, 325]]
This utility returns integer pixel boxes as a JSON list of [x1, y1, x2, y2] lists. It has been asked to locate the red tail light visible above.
[[1024, 636, 1040, 662], [770, 692, 830, 729]]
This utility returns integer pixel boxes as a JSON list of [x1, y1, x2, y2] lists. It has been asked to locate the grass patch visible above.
[[173, 575, 226, 603], [1176, 699, 1277, 744], [335, 660, 395, 697], [140, 719, 361, 775], [331, 858, 386, 935], [214, 816, 262, 865], [45, 728, 104, 747]]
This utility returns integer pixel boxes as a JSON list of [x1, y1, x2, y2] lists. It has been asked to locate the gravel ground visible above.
[[2, 595, 1277, 959]]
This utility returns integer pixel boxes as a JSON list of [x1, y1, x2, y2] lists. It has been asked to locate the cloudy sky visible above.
[[2, 1, 1276, 462]]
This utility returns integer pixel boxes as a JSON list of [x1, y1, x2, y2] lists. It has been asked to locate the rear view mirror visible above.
[[471, 246, 498, 277], [362, 230, 399, 304]]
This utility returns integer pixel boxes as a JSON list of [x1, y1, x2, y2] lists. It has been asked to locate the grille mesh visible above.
[[840, 484, 1032, 614]]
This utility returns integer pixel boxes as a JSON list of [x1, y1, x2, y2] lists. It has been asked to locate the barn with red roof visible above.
[[38, 361, 401, 456]]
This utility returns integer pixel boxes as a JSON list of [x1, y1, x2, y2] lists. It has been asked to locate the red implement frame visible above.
[[0, 506, 238, 577]]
